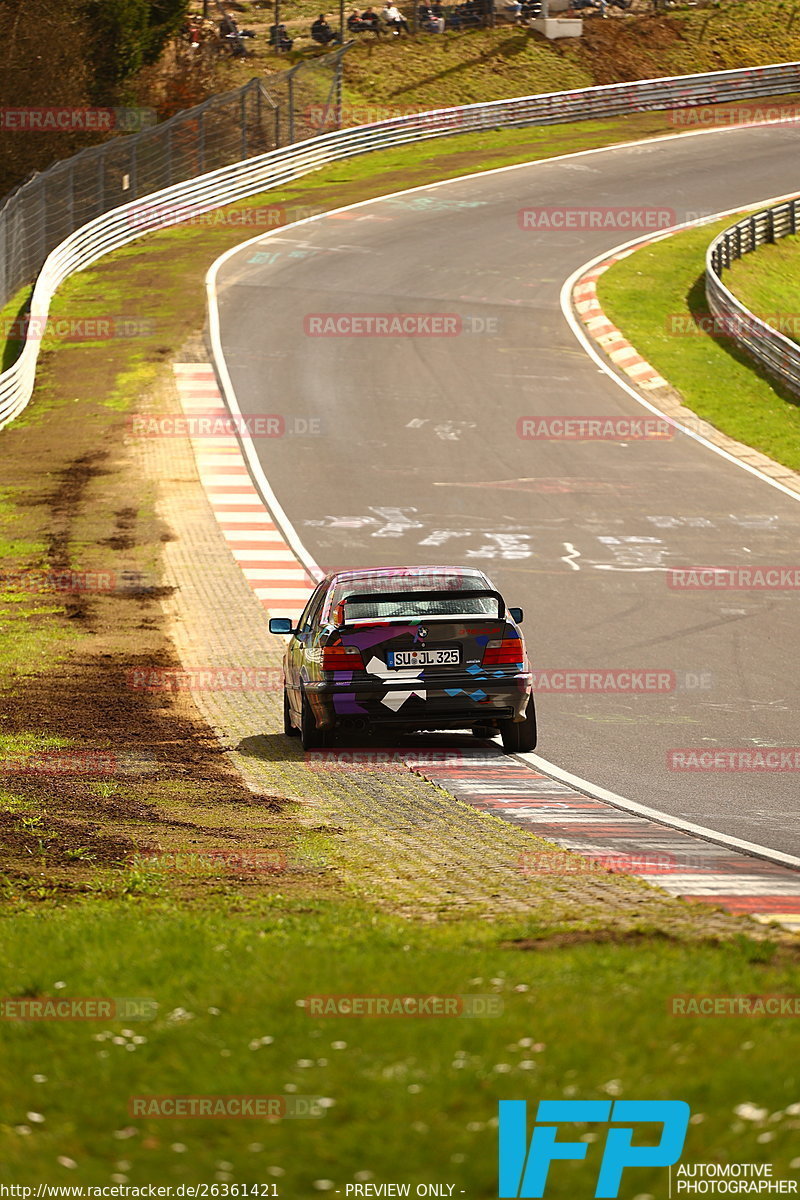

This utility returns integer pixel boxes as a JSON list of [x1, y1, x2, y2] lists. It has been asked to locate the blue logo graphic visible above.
[[498, 1099, 690, 1198]]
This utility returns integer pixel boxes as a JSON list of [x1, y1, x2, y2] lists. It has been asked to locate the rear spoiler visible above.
[[334, 588, 505, 624]]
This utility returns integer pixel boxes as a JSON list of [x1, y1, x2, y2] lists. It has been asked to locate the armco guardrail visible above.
[[4, 59, 800, 428], [706, 197, 800, 399]]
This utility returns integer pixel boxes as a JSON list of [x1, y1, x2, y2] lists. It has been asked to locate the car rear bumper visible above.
[[302, 671, 532, 729]]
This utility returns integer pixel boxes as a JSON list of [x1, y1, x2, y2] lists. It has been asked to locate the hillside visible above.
[[198, 0, 800, 113]]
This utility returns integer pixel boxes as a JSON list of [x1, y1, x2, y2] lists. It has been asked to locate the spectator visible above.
[[311, 12, 343, 41], [382, 2, 411, 33], [361, 6, 383, 29], [499, 0, 522, 20], [418, 2, 444, 29], [430, 1, 446, 26], [184, 14, 202, 45], [347, 8, 373, 29], [218, 11, 256, 52], [269, 21, 294, 47]]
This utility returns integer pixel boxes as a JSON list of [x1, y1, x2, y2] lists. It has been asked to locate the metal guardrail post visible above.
[[97, 154, 105, 219], [67, 163, 75, 231]]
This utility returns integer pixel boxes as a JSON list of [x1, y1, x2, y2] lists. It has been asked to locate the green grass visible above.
[[597, 216, 800, 471], [726, 232, 800, 347], [0, 904, 798, 1187], [0, 285, 31, 371]]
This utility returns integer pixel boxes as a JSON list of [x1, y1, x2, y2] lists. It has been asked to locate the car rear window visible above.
[[338, 594, 500, 620]]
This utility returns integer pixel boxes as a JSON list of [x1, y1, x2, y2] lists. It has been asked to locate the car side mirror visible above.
[[508, 606, 523, 624], [269, 617, 295, 635]]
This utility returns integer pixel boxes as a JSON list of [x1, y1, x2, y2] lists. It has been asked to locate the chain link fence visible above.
[[0, 46, 349, 311]]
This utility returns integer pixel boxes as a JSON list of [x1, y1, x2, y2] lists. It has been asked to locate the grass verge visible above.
[[725, 231, 800, 348], [1, 906, 799, 1188], [597, 216, 800, 472]]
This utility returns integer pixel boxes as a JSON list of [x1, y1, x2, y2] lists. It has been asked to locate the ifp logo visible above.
[[498, 1100, 690, 1198]]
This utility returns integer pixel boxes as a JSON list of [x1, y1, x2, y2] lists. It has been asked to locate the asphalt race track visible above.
[[213, 123, 800, 858]]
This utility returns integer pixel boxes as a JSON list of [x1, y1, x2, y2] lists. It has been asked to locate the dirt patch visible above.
[[0, 349, 330, 909], [576, 15, 684, 85], [504, 929, 686, 949]]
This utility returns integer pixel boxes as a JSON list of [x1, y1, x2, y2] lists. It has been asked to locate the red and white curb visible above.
[[572, 253, 669, 391], [411, 753, 800, 933], [173, 363, 315, 623], [173, 358, 800, 934]]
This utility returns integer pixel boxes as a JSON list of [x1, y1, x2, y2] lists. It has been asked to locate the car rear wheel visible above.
[[500, 696, 537, 754], [300, 690, 328, 750], [283, 687, 299, 738]]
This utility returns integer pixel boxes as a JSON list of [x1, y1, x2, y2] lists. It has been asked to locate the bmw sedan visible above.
[[269, 565, 536, 753]]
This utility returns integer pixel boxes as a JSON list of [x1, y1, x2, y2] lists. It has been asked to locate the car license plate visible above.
[[387, 647, 461, 668]]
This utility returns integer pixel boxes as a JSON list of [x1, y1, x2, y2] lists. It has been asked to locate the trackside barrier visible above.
[[706, 197, 800, 398], [3, 60, 800, 427]]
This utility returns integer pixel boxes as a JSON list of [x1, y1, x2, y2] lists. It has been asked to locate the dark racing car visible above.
[[269, 565, 536, 753]]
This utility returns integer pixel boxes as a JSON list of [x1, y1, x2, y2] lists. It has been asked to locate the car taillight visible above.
[[482, 636, 525, 667], [322, 643, 364, 671]]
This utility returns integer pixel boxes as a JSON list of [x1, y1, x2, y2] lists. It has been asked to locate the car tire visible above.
[[300, 690, 328, 750], [500, 695, 537, 754], [283, 687, 299, 737]]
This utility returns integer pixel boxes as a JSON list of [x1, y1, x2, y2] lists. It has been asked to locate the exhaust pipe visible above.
[[340, 716, 369, 732]]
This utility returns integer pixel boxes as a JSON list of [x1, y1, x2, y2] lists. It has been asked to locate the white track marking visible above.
[[516, 751, 800, 871]]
